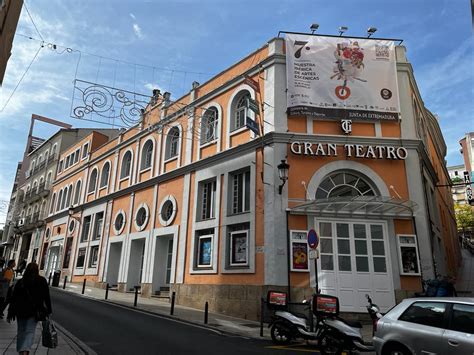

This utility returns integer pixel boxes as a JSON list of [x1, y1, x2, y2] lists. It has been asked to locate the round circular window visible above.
[[113, 210, 126, 235], [158, 195, 177, 226], [45, 228, 51, 240], [134, 204, 149, 231], [68, 220, 75, 233]]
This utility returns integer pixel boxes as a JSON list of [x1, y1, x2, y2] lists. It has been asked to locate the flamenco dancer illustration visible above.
[[331, 41, 367, 100]]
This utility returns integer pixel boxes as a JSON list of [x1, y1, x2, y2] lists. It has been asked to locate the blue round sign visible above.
[[307, 229, 319, 249]]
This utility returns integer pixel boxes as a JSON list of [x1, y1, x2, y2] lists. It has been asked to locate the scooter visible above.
[[365, 294, 383, 336], [269, 297, 323, 345]]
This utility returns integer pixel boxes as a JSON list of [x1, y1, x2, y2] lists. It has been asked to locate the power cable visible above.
[[0, 43, 44, 113], [23, 1, 44, 41]]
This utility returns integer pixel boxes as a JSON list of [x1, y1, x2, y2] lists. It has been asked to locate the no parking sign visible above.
[[307, 229, 319, 249]]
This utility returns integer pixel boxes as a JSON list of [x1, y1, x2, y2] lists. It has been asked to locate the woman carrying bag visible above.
[[7, 262, 52, 355]]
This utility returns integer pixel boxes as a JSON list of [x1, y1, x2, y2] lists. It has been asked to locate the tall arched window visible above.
[[315, 172, 376, 199], [65, 184, 73, 208], [120, 151, 132, 179], [165, 127, 180, 160], [140, 140, 154, 170], [100, 162, 110, 188], [88, 169, 98, 193], [46, 172, 52, 185], [201, 107, 218, 144], [60, 187, 68, 210], [73, 180, 82, 205], [49, 193, 56, 214], [56, 190, 63, 212], [232, 91, 250, 131]]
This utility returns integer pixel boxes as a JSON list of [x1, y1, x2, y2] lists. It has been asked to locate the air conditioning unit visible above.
[[18, 218, 25, 226]]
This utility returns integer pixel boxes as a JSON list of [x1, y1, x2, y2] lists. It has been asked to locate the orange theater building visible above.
[[41, 34, 460, 318]]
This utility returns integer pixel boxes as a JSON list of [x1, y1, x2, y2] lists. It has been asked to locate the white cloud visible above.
[[133, 23, 143, 39], [129, 13, 136, 20]]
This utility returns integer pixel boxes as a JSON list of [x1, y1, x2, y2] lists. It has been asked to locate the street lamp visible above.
[[310, 23, 319, 34], [367, 27, 377, 38], [338, 26, 348, 36], [277, 159, 290, 195]]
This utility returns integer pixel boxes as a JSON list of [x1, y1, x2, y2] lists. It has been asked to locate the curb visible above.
[[52, 287, 260, 340], [53, 321, 98, 355]]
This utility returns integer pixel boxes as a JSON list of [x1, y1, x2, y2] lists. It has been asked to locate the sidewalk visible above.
[[58, 281, 374, 343], [0, 316, 87, 354]]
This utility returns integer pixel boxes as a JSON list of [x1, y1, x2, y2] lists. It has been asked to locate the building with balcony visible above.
[[2, 116, 119, 265], [39, 35, 459, 318]]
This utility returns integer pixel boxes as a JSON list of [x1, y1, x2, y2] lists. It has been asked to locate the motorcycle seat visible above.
[[341, 319, 363, 328]]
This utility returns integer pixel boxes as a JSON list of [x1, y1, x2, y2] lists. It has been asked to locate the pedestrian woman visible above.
[[0, 259, 16, 318], [7, 262, 52, 355]]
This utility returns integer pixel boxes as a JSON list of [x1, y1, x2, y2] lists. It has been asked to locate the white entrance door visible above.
[[316, 219, 395, 312]]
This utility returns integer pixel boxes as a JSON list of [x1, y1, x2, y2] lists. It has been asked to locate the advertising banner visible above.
[[286, 34, 400, 121]]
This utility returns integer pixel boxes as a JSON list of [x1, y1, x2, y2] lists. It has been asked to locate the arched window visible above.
[[165, 127, 180, 160], [140, 140, 154, 170], [73, 180, 82, 205], [100, 162, 110, 188], [315, 172, 376, 199], [49, 193, 56, 214], [46, 171, 52, 185], [65, 184, 73, 208], [120, 151, 132, 179], [32, 181, 38, 193], [201, 107, 218, 144], [88, 169, 98, 193], [232, 91, 250, 131], [56, 190, 63, 212]]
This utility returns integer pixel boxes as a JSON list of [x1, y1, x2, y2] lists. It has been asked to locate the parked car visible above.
[[373, 298, 474, 355]]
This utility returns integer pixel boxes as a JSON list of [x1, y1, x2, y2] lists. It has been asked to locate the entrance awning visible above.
[[289, 196, 417, 218]]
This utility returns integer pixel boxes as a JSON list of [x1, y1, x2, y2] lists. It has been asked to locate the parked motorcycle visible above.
[[268, 293, 376, 354], [365, 294, 383, 336]]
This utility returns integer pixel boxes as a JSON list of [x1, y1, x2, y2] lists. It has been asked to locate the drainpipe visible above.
[[286, 209, 291, 302]]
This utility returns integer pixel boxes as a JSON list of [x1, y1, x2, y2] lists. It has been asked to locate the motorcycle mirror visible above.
[[302, 299, 308, 304]]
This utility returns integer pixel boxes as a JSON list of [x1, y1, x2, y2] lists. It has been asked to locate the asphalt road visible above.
[[50, 288, 320, 355]]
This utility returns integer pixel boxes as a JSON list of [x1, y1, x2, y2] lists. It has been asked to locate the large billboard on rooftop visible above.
[[286, 34, 400, 121]]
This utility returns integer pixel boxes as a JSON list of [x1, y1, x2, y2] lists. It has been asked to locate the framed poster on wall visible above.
[[290, 230, 309, 272]]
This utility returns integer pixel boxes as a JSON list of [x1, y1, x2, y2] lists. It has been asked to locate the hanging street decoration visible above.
[[71, 79, 156, 127]]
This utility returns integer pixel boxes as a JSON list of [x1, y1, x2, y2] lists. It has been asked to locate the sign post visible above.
[[464, 171, 473, 205], [307, 229, 319, 294]]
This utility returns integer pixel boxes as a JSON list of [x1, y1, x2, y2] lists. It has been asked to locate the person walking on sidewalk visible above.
[[0, 259, 16, 319], [7, 262, 52, 355]]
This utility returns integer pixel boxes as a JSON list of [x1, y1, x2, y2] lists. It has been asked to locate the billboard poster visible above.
[[286, 34, 400, 121], [292, 242, 309, 270]]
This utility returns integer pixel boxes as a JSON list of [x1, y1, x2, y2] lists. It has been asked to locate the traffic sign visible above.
[[307, 229, 319, 249], [246, 97, 260, 115], [309, 249, 319, 260], [245, 116, 260, 136]]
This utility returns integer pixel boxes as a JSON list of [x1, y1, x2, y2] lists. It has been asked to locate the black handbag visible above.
[[42, 318, 58, 349]]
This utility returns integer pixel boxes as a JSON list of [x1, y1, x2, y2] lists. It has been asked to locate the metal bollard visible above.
[[105, 283, 109, 300], [81, 278, 86, 294], [204, 301, 208, 324], [133, 286, 140, 307], [170, 291, 176, 315], [48, 273, 52, 286], [62, 275, 67, 290]]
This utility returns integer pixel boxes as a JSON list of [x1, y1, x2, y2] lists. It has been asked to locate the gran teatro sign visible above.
[[290, 141, 408, 160]]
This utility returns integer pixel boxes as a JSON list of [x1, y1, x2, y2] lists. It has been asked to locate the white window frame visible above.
[[158, 195, 177, 227], [229, 230, 249, 267], [164, 126, 181, 162], [88, 245, 99, 268], [134, 203, 149, 231], [397, 234, 421, 276], [290, 230, 310, 272], [230, 169, 250, 215], [198, 179, 216, 221], [120, 150, 133, 180], [76, 247, 87, 268], [197, 234, 213, 268], [99, 161, 111, 189], [200, 107, 218, 145], [140, 139, 154, 172], [81, 142, 89, 160], [113, 210, 126, 235], [87, 168, 98, 195], [92, 212, 104, 240], [81, 215, 92, 242]]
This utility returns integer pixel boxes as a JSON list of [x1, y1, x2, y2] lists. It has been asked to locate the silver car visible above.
[[373, 297, 474, 355]]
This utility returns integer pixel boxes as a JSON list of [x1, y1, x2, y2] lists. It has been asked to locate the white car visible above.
[[373, 297, 474, 355]]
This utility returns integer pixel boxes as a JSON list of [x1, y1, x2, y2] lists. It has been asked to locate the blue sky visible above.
[[0, 0, 472, 224]]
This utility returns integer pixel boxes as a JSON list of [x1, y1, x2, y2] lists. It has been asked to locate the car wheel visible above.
[[319, 334, 344, 355], [270, 322, 291, 345], [382, 343, 412, 355]]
